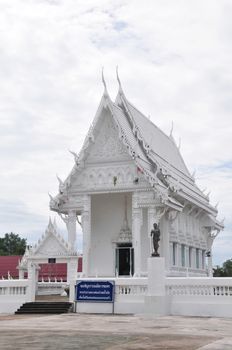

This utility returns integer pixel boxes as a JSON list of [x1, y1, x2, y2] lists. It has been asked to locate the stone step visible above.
[[15, 302, 73, 314]]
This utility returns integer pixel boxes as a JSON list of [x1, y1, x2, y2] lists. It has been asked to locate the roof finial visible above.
[[48, 192, 54, 201], [56, 174, 63, 185], [116, 66, 123, 93], [102, 67, 108, 96], [170, 121, 174, 137], [69, 150, 79, 165]]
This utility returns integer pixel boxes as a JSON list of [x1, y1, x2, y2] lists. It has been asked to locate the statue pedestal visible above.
[[144, 257, 169, 316]]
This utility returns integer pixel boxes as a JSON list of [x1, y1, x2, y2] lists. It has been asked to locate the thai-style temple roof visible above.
[[114, 89, 216, 213], [50, 73, 223, 231]]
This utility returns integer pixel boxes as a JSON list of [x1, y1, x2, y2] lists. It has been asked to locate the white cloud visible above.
[[0, 0, 231, 264]]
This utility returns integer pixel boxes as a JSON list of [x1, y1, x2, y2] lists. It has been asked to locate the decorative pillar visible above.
[[205, 228, 219, 277], [67, 210, 77, 251], [82, 195, 91, 277], [166, 210, 178, 270], [59, 210, 77, 251], [132, 193, 142, 276]]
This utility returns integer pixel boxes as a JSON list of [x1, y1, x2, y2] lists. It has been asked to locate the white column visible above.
[[59, 210, 77, 252], [207, 234, 214, 277], [18, 269, 24, 279], [27, 261, 36, 302], [82, 195, 91, 277], [162, 218, 169, 270], [67, 210, 77, 251], [132, 205, 142, 277], [166, 210, 178, 271], [208, 252, 213, 277]]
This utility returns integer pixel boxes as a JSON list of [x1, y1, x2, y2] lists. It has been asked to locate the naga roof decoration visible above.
[[50, 72, 223, 230]]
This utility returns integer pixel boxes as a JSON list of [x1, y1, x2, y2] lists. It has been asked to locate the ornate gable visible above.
[[32, 219, 72, 257], [86, 112, 131, 164]]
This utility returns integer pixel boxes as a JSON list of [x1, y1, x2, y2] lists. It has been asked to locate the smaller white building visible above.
[[18, 218, 78, 300]]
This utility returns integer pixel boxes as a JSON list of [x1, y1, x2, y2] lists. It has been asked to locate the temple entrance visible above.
[[116, 244, 134, 276]]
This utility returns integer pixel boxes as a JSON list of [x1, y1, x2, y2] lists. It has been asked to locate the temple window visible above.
[[172, 243, 177, 266], [181, 244, 185, 267], [196, 249, 200, 269], [189, 247, 192, 267]]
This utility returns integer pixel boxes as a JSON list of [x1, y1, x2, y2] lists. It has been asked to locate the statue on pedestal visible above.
[[150, 223, 160, 257]]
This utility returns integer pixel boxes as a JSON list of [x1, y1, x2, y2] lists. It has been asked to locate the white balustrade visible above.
[[0, 279, 30, 313], [37, 281, 68, 295], [0, 279, 28, 296], [166, 277, 232, 297]]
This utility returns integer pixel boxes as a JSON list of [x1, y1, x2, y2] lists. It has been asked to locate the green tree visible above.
[[213, 259, 232, 277], [222, 259, 232, 277], [213, 265, 225, 277], [0, 233, 27, 255]]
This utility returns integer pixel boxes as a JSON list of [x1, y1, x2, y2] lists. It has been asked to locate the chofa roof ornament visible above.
[[102, 67, 108, 97], [116, 66, 123, 94]]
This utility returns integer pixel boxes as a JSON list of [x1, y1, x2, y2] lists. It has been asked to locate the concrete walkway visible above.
[[0, 313, 232, 349]]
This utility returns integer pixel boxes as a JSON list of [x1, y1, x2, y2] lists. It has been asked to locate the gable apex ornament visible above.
[[116, 66, 123, 94], [102, 67, 109, 97]]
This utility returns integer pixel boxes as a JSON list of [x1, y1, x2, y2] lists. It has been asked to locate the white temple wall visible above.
[[90, 193, 132, 277], [168, 210, 208, 276]]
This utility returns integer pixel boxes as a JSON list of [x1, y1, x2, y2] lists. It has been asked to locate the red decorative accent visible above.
[[137, 167, 143, 174]]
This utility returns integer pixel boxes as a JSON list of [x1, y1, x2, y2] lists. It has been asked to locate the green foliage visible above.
[[213, 259, 232, 277], [0, 233, 27, 256], [213, 265, 225, 277], [222, 259, 232, 277]]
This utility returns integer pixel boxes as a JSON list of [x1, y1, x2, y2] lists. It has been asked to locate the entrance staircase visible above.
[[15, 302, 73, 314]]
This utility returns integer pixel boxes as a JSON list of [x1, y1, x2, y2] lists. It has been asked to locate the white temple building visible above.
[[50, 72, 223, 279]]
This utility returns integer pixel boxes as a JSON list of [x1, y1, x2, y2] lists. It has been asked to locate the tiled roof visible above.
[[0, 256, 82, 281], [0, 256, 21, 278]]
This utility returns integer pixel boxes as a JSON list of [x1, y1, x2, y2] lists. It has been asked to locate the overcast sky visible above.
[[0, 0, 231, 266]]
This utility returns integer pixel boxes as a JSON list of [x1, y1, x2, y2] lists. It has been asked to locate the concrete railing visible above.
[[37, 281, 68, 295], [165, 277, 232, 317], [114, 277, 148, 301], [0, 279, 30, 313], [166, 277, 232, 297]]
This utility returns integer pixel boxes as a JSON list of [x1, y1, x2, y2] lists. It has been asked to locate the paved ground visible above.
[[0, 313, 232, 350]]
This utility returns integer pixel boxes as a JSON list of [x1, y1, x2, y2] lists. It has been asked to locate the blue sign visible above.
[[76, 280, 115, 303]]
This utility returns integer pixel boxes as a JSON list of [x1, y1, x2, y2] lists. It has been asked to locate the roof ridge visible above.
[[125, 97, 179, 151], [119, 94, 192, 179]]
